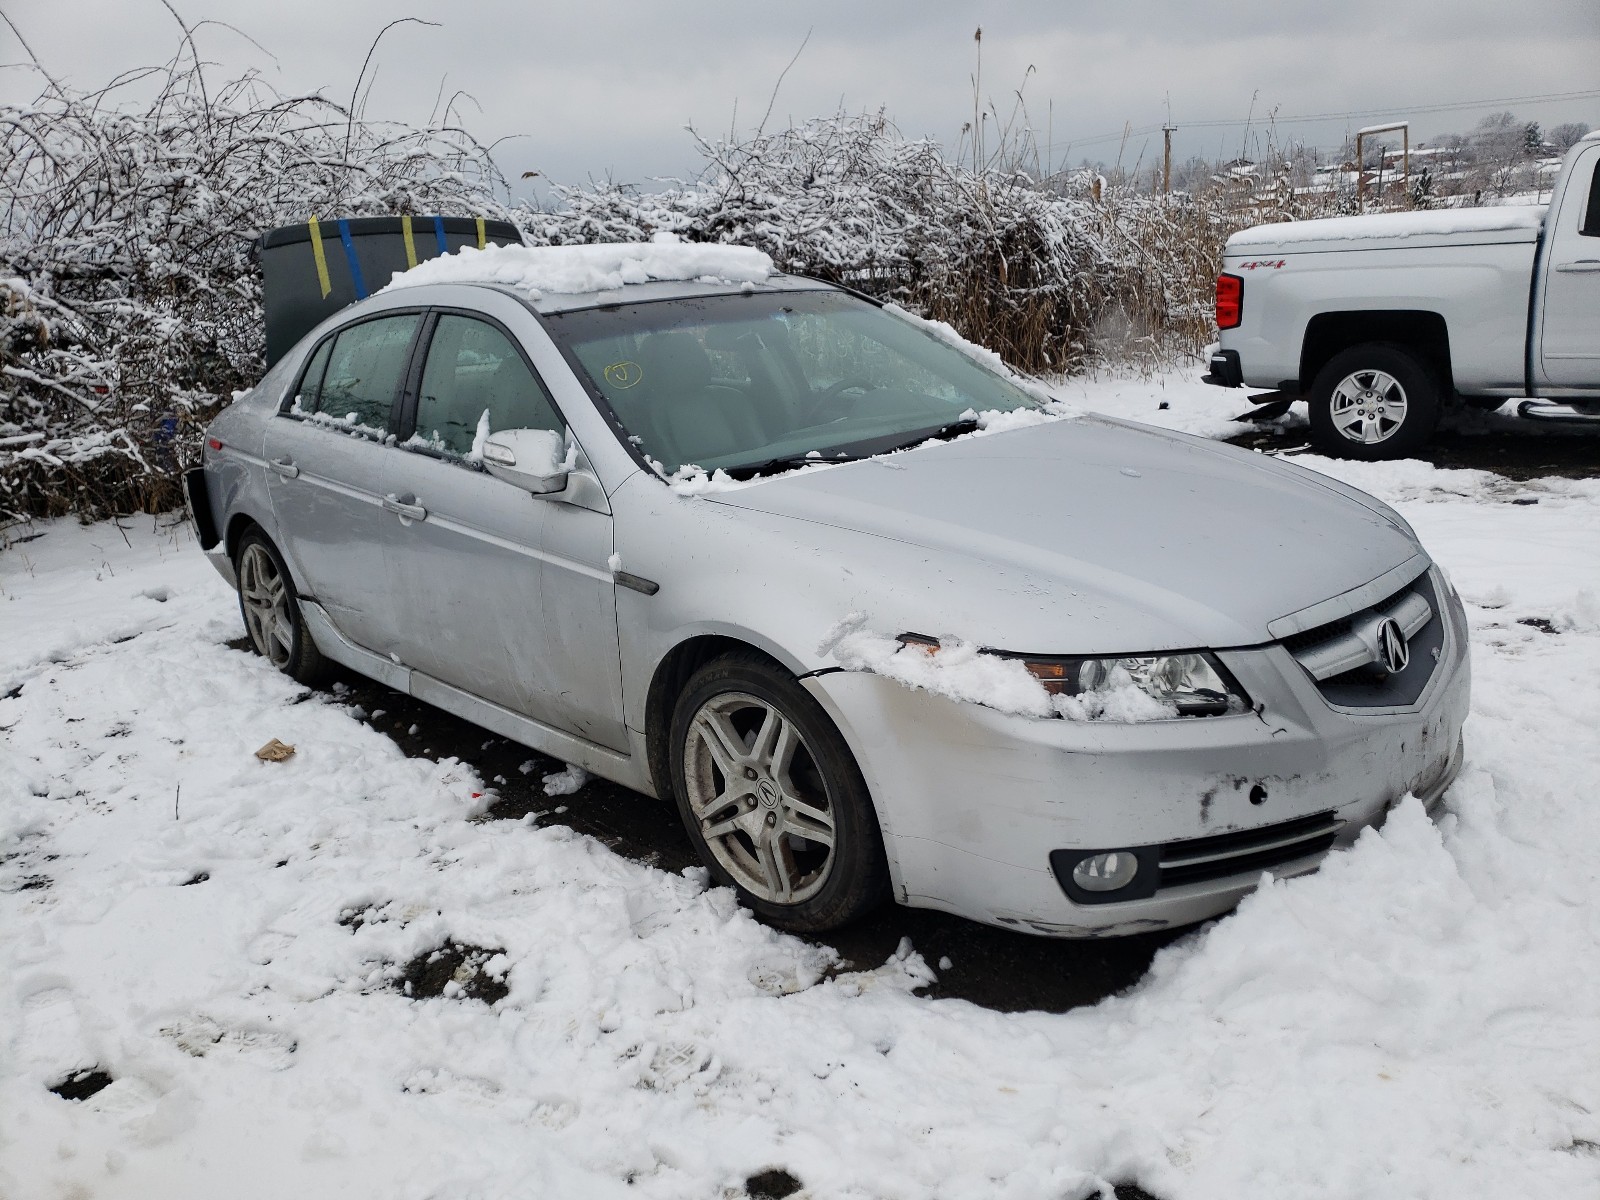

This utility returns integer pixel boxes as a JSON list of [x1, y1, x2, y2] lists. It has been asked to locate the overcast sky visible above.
[[4, 0, 1598, 199]]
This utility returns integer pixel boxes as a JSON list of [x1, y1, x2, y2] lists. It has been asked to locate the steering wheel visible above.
[[805, 377, 878, 424]]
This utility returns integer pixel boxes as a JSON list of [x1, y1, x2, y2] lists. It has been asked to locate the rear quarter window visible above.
[[1582, 156, 1600, 237]]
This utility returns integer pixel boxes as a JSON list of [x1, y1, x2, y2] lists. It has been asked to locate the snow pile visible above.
[[5, 429, 1600, 1198], [819, 616, 1179, 723], [383, 237, 773, 299], [541, 764, 590, 797], [820, 616, 1056, 719], [1229, 204, 1546, 248]]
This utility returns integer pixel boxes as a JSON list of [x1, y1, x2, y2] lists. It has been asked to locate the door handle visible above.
[[382, 494, 427, 521], [268, 457, 299, 478], [1554, 259, 1600, 273]]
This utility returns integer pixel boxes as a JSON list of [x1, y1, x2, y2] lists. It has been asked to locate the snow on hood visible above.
[[1229, 205, 1545, 249], [709, 415, 1422, 652], [381, 234, 774, 298]]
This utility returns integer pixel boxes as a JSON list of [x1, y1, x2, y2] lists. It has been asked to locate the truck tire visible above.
[[1308, 343, 1440, 460]]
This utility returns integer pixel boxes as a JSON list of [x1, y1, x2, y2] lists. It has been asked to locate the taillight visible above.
[[1215, 273, 1243, 330], [206, 437, 223, 451]]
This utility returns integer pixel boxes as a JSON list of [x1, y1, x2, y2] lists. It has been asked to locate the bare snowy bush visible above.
[[529, 115, 1266, 377], [3, 77, 1323, 523], [0, 54, 515, 522]]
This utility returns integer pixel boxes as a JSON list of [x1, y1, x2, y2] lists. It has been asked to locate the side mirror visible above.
[[481, 428, 569, 494]]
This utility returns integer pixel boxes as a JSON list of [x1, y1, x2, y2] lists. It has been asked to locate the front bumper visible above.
[[804, 580, 1471, 937]]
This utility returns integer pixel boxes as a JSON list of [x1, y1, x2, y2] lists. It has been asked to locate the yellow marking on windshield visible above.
[[604, 361, 643, 389]]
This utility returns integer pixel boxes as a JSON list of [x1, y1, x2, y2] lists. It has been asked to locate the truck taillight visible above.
[[1215, 274, 1243, 330]]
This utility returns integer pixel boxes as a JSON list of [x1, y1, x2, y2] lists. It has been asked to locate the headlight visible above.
[[1020, 651, 1247, 718], [896, 637, 1249, 719]]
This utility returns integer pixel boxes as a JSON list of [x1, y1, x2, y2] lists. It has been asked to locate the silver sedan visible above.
[[191, 251, 1469, 936]]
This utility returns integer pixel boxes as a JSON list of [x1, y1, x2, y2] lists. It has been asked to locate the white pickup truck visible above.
[[1204, 128, 1600, 459]]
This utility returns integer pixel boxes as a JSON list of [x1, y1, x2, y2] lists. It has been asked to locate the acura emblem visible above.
[[1376, 617, 1410, 674]]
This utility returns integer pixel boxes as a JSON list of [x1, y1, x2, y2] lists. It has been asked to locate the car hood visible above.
[[704, 415, 1424, 653]]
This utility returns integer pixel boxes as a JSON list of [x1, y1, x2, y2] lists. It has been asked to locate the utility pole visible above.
[[1162, 124, 1175, 196]]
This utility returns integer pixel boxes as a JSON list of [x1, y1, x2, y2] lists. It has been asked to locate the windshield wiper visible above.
[[723, 452, 871, 480], [873, 416, 981, 455], [722, 418, 982, 480]]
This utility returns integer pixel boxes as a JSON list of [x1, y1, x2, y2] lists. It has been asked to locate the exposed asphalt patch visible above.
[[1519, 617, 1560, 635], [745, 1168, 803, 1198], [1225, 422, 1600, 481], [49, 1068, 113, 1102], [396, 940, 509, 1004]]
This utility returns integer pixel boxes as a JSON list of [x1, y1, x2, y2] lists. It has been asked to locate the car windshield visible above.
[[545, 289, 1040, 476]]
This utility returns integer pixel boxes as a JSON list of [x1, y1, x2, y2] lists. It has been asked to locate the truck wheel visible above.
[[669, 651, 889, 932], [1308, 343, 1440, 460]]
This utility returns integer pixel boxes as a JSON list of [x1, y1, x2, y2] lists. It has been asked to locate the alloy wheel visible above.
[[681, 691, 836, 905], [1330, 369, 1409, 444], [238, 542, 293, 668]]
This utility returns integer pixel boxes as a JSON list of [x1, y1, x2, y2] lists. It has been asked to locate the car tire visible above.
[[234, 529, 329, 685], [668, 651, 889, 932], [1308, 343, 1440, 460]]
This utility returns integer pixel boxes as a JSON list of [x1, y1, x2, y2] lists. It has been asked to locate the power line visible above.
[[1048, 87, 1600, 155]]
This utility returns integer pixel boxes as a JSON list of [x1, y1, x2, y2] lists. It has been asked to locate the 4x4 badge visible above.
[[1377, 617, 1410, 674]]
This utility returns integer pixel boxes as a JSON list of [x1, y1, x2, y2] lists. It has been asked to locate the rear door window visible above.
[[408, 315, 564, 459], [293, 313, 420, 435]]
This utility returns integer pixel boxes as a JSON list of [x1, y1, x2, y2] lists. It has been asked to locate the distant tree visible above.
[[1471, 111, 1529, 195], [1549, 122, 1593, 153], [1523, 122, 1544, 156]]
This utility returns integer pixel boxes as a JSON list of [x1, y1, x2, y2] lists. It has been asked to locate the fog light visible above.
[[1071, 851, 1139, 893]]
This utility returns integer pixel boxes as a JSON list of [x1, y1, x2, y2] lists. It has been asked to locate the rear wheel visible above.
[[235, 530, 328, 685], [669, 652, 888, 932], [1308, 343, 1440, 460]]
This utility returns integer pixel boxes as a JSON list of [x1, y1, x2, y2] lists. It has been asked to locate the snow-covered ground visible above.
[[4, 380, 1600, 1199]]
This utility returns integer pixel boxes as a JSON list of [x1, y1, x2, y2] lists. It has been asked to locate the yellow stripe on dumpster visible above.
[[476, 217, 487, 250], [402, 215, 419, 269], [307, 215, 332, 298]]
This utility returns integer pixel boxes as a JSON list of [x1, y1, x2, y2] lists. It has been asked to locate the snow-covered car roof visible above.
[[380, 239, 831, 314]]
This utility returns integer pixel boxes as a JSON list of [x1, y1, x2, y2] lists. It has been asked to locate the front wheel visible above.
[[1308, 343, 1440, 460], [235, 529, 328, 685], [669, 652, 888, 932]]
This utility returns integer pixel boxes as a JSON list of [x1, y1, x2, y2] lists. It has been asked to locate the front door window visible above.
[[411, 315, 564, 458]]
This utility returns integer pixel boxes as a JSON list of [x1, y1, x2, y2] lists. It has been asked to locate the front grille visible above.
[[1284, 571, 1444, 709], [1158, 811, 1341, 888]]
